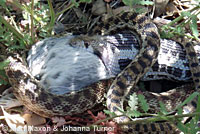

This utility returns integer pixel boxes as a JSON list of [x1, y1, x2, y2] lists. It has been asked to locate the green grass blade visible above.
[[175, 92, 199, 110], [190, 15, 199, 40]]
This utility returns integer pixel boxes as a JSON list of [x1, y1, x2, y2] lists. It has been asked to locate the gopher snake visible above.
[[4, 11, 200, 133]]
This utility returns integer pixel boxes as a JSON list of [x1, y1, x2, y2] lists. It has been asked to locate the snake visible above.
[[4, 11, 199, 133]]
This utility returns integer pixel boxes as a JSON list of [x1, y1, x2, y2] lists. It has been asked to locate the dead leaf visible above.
[[22, 113, 46, 126], [1, 106, 28, 134], [166, 1, 179, 16], [1, 106, 47, 134], [154, 0, 169, 17], [92, 0, 106, 15], [52, 117, 66, 127], [0, 92, 22, 109]]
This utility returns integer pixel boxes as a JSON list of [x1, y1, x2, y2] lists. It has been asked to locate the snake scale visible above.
[[4, 11, 200, 133]]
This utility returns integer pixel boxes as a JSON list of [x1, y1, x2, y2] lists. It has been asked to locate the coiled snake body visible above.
[[5, 12, 200, 133]]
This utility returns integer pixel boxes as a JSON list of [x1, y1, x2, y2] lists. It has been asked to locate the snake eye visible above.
[[35, 74, 41, 80]]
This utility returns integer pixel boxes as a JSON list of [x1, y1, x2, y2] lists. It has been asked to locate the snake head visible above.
[[5, 54, 36, 85]]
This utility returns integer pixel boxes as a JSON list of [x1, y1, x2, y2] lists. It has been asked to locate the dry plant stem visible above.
[[0, 16, 24, 41], [177, 10, 200, 28], [88, 111, 200, 128], [118, 112, 200, 126], [10, 17, 21, 35], [166, 6, 200, 27], [30, 0, 35, 43], [89, 113, 162, 127], [55, 2, 76, 18], [163, 5, 200, 40], [11, 0, 45, 25]]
